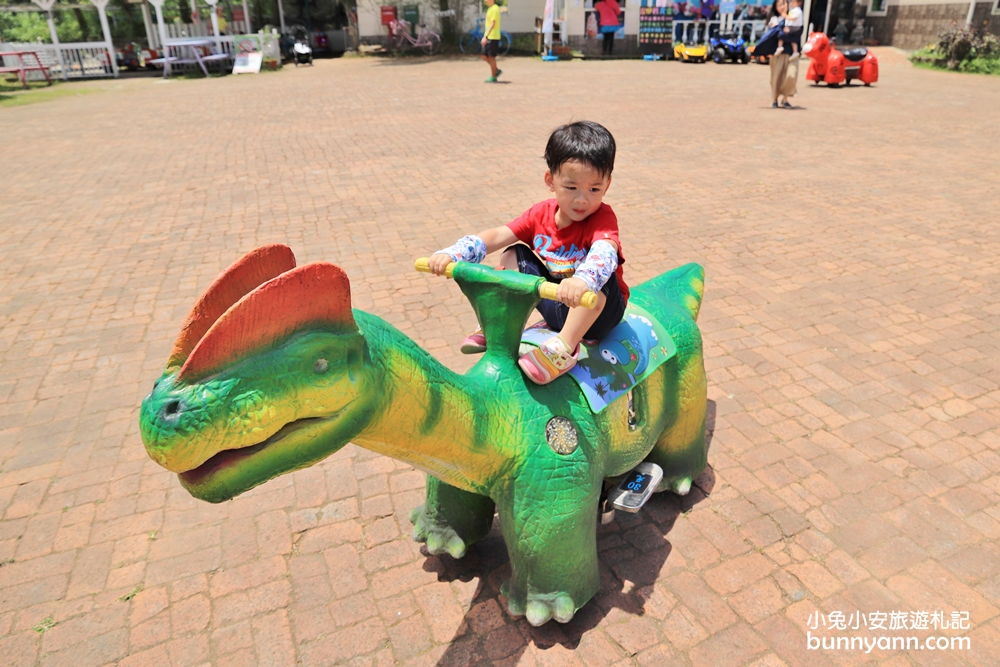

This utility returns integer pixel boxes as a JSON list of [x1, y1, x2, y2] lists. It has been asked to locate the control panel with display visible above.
[[607, 462, 663, 512]]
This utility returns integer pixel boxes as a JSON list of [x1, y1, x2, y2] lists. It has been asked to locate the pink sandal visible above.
[[518, 336, 578, 385], [460, 329, 487, 354]]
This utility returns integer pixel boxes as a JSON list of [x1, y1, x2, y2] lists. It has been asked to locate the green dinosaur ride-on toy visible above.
[[139, 244, 709, 626]]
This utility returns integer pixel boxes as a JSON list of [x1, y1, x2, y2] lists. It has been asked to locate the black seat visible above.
[[840, 47, 868, 62]]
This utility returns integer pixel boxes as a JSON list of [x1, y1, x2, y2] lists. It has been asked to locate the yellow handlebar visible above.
[[414, 257, 455, 278], [414, 258, 597, 309], [538, 283, 598, 309]]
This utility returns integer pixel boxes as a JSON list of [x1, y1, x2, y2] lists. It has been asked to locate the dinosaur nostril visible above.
[[163, 401, 181, 417]]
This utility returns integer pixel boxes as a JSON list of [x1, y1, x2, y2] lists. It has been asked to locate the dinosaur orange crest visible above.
[[168, 244, 297, 369], [175, 258, 356, 383]]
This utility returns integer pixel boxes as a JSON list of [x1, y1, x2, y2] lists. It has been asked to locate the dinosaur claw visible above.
[[672, 477, 692, 496], [425, 532, 446, 554], [552, 595, 575, 623], [526, 601, 553, 627], [410, 504, 468, 558], [446, 535, 467, 559], [503, 581, 577, 626], [409, 505, 423, 524]]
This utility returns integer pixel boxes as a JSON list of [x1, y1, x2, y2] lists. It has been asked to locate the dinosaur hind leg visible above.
[[410, 475, 495, 558], [646, 351, 708, 495]]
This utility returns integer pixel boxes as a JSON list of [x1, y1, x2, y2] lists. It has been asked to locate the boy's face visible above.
[[545, 160, 612, 225], [485, 0, 495, 6]]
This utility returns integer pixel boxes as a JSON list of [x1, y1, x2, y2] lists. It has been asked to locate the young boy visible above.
[[776, 0, 803, 57], [428, 121, 628, 385], [481, 0, 502, 82]]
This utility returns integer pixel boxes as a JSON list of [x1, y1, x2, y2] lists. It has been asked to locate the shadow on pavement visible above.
[[422, 400, 717, 666]]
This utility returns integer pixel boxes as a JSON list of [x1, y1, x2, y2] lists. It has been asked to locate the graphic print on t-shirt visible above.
[[533, 235, 588, 278]]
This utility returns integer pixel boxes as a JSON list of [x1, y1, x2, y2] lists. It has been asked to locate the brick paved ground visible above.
[[1, 49, 1000, 667]]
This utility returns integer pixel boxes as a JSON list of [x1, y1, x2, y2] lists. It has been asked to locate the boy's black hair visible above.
[[544, 121, 616, 178]]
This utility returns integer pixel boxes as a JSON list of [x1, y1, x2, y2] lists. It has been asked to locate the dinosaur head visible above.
[[140, 245, 378, 503]]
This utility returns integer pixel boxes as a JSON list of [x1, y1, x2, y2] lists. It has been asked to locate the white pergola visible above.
[[144, 0, 287, 52], [5, 0, 120, 77]]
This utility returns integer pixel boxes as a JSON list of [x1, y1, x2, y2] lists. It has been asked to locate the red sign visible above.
[[232, 7, 244, 21], [381, 6, 397, 24]]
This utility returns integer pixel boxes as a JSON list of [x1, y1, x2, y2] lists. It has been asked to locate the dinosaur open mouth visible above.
[[179, 416, 332, 486]]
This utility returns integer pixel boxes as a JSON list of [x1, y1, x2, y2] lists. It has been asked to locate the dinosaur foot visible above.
[[656, 476, 693, 495], [672, 477, 692, 496], [500, 580, 577, 626], [409, 504, 469, 558]]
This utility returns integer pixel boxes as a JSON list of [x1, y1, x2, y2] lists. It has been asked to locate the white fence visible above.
[[0, 42, 115, 80], [672, 19, 767, 44]]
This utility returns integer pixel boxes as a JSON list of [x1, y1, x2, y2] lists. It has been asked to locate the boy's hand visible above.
[[481, 36, 488, 46], [556, 278, 593, 308], [428, 253, 454, 276]]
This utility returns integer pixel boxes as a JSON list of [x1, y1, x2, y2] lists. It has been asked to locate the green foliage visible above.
[[510, 33, 535, 54], [32, 617, 56, 634], [958, 55, 1000, 75], [0, 11, 84, 42], [909, 27, 1000, 76], [118, 584, 143, 602]]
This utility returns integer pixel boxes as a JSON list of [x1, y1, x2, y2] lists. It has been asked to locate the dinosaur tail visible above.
[[632, 263, 705, 321]]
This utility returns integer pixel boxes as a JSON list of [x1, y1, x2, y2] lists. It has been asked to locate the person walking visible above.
[[758, 0, 798, 108], [482, 0, 502, 82], [595, 0, 622, 57]]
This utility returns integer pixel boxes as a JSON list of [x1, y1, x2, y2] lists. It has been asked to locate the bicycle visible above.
[[389, 19, 442, 55], [459, 17, 511, 56]]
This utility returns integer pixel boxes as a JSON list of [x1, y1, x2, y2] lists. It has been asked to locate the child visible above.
[[481, 0, 502, 83], [428, 121, 628, 385], [776, 0, 803, 57]]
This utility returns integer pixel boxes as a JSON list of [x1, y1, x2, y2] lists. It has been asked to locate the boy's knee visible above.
[[500, 247, 520, 271]]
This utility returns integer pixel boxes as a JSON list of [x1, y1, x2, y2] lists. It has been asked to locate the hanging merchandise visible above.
[[586, 11, 598, 39], [639, 0, 672, 55]]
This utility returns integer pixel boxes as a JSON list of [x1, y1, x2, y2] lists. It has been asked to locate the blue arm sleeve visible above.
[[437, 235, 487, 264], [574, 240, 619, 293]]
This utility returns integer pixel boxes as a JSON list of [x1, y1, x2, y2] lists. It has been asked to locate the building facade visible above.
[[864, 0, 1000, 50]]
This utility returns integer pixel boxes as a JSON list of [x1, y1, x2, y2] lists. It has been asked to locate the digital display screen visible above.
[[619, 471, 652, 494]]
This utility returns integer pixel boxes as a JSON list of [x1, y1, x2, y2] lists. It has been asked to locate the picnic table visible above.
[[147, 38, 231, 78], [0, 51, 52, 89]]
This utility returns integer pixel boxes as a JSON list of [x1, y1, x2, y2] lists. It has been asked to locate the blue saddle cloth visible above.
[[520, 305, 677, 413], [753, 20, 784, 57]]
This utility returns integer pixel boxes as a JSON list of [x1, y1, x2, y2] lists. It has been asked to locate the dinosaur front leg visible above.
[[496, 481, 601, 626], [410, 475, 495, 558]]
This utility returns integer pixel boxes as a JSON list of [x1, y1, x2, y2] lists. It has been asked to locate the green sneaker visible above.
[[485, 76, 497, 83], [495, 69, 502, 79]]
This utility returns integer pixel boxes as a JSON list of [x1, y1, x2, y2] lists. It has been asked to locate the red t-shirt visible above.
[[507, 199, 629, 303]]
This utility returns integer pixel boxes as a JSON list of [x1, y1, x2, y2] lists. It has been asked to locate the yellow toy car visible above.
[[673, 41, 708, 63]]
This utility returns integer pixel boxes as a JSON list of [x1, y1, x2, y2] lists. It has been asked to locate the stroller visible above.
[[292, 27, 313, 66]]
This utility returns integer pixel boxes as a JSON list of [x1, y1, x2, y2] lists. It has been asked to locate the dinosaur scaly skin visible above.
[[140, 246, 707, 626]]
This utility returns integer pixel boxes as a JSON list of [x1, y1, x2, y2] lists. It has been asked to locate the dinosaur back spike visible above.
[[168, 244, 297, 369], [177, 262, 356, 383]]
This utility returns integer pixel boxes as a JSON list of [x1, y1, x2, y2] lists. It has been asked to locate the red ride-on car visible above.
[[802, 31, 878, 86]]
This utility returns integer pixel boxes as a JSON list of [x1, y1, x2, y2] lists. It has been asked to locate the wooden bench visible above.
[[0, 51, 52, 89]]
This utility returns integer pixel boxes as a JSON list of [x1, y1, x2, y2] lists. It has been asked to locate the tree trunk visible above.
[[73, 8, 91, 41]]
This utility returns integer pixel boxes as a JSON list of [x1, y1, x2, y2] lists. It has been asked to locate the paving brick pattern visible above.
[[1, 50, 999, 666]]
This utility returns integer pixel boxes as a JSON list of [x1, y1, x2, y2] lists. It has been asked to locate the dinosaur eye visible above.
[[314, 359, 329, 374], [602, 349, 618, 364]]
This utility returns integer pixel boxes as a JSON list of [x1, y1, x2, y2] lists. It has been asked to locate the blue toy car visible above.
[[709, 32, 751, 64]]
